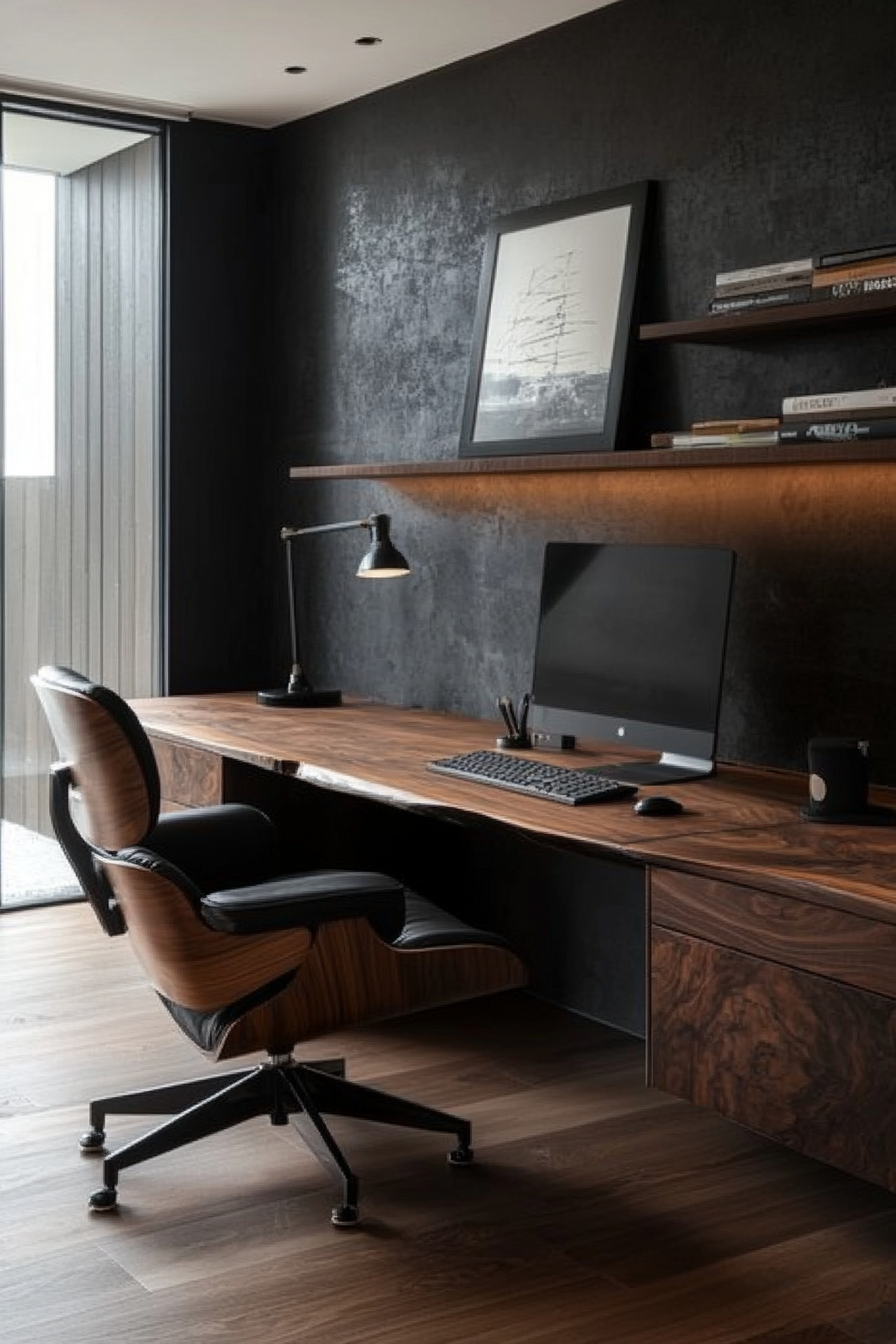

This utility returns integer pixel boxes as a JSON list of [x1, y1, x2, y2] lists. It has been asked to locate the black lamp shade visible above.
[[357, 515, 410, 577]]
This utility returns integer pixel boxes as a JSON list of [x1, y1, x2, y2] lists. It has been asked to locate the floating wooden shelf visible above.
[[640, 288, 896, 343], [290, 440, 896, 480]]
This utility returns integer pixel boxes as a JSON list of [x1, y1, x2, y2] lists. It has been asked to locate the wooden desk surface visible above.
[[130, 692, 896, 920]]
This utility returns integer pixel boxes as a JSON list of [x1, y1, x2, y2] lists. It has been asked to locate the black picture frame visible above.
[[459, 182, 652, 459]]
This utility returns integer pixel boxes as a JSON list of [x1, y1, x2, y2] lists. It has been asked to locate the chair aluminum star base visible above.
[[79, 1050, 474, 1226]]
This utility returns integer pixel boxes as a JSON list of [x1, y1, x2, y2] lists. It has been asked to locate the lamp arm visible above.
[[280, 515, 375, 542]]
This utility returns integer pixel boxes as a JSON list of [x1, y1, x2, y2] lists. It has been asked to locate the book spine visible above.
[[667, 431, 779, 449], [709, 286, 811, 313], [715, 272, 813, 298], [783, 404, 896, 422], [811, 273, 896, 301], [778, 418, 896, 443], [781, 387, 896, 417], [691, 417, 780, 433], [817, 241, 896, 268], [714, 257, 813, 287], [811, 255, 896, 286]]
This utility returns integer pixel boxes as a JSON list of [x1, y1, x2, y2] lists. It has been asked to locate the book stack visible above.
[[778, 383, 896, 442], [649, 386, 896, 450], [650, 418, 780, 450], [810, 242, 896, 301], [707, 242, 896, 314], [709, 258, 813, 314]]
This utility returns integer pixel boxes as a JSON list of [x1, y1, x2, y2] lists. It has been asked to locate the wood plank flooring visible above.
[[3, 902, 896, 1344]]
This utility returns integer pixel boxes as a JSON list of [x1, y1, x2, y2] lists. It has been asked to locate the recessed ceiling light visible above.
[[354, 36, 382, 46], [284, 65, 307, 75]]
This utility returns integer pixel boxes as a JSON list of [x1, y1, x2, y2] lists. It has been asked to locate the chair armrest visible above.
[[49, 763, 126, 936], [201, 870, 406, 938]]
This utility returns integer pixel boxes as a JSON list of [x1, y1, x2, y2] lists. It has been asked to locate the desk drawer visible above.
[[649, 867, 896, 1192], [651, 868, 896, 999], [151, 738, 222, 809]]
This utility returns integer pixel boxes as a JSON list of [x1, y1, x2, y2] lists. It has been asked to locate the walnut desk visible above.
[[130, 692, 896, 1197]]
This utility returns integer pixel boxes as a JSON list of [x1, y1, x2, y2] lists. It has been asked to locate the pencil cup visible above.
[[805, 736, 869, 819], [496, 733, 532, 750]]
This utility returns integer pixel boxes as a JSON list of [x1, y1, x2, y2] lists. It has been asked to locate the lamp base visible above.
[[256, 687, 343, 708]]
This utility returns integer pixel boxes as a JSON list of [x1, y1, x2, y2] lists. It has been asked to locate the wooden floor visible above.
[[3, 904, 896, 1344]]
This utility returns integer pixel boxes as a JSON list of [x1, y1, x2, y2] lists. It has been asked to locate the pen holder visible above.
[[800, 735, 895, 825], [496, 732, 532, 750], [495, 691, 532, 749]]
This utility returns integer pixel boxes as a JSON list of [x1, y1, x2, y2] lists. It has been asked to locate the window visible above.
[[2, 165, 56, 477]]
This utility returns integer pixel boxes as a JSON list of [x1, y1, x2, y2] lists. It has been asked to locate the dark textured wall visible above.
[[166, 119, 278, 694], [254, 0, 896, 780]]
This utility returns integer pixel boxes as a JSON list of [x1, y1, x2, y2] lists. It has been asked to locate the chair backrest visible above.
[[31, 665, 161, 850]]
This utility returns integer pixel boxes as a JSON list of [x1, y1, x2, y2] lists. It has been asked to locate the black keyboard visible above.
[[427, 749, 638, 806]]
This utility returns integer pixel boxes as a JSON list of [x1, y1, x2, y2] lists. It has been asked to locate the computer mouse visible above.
[[633, 794, 684, 817]]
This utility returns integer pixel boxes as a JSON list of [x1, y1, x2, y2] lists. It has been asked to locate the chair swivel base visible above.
[[79, 1054, 473, 1226]]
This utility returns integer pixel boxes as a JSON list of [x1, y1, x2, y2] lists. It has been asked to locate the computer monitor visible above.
[[529, 541, 736, 784]]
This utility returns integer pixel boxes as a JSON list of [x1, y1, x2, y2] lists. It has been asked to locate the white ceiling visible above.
[[2, 114, 151, 175], [0, 1, 620, 131]]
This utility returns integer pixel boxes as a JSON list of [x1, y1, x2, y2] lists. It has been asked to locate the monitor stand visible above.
[[596, 753, 714, 786]]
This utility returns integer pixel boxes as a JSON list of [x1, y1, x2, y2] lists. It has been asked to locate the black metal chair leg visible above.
[[82, 1057, 345, 1150], [82, 1067, 257, 1150], [88, 1066, 276, 1211], [280, 1070, 361, 1227], [299, 1064, 473, 1152]]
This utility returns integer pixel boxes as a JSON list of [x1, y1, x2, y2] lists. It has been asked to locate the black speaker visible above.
[[802, 736, 894, 825]]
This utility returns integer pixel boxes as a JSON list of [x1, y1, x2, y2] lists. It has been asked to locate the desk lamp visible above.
[[257, 512, 410, 708]]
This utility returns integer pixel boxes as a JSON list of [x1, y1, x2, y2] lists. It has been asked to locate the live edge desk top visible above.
[[129, 692, 896, 928]]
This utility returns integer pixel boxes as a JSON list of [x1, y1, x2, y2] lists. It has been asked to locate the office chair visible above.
[[31, 665, 527, 1225]]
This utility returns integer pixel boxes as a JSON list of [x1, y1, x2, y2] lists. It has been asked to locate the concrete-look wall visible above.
[[261, 0, 896, 781], [179, 0, 896, 781]]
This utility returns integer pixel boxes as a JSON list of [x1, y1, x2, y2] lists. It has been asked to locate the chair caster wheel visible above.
[[331, 1203, 360, 1228], [80, 1128, 105, 1152], [448, 1144, 474, 1166], [89, 1187, 118, 1212]]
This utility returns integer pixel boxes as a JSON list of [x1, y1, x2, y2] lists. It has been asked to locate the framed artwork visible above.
[[459, 182, 652, 459]]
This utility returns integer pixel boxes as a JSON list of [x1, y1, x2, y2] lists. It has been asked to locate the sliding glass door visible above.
[[0, 105, 164, 908]]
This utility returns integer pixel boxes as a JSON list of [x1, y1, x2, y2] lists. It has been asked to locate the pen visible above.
[[497, 695, 517, 738], [504, 695, 520, 738], [518, 692, 531, 741]]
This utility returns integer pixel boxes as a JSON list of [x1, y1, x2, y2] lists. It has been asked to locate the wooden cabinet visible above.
[[649, 867, 896, 1193]]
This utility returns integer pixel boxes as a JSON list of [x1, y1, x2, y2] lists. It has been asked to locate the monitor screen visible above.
[[529, 541, 736, 784]]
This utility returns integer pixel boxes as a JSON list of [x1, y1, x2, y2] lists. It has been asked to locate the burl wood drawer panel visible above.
[[151, 739, 222, 808], [650, 870, 896, 1192], [651, 868, 896, 999]]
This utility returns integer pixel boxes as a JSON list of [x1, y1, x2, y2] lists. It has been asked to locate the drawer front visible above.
[[650, 867, 896, 999], [650, 925, 896, 1192], [151, 739, 222, 809]]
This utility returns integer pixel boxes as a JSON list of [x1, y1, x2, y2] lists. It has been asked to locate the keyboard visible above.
[[427, 749, 638, 806]]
